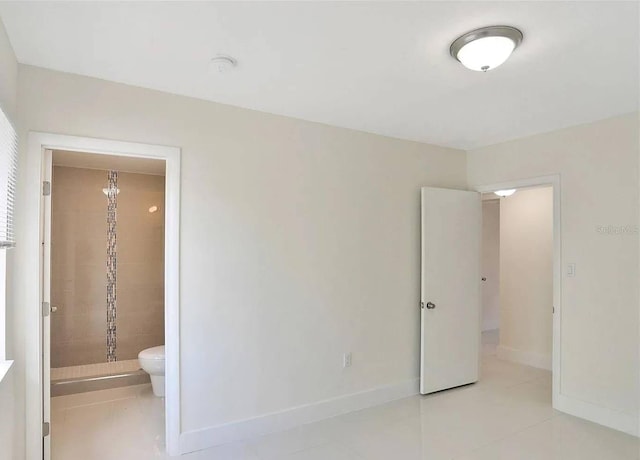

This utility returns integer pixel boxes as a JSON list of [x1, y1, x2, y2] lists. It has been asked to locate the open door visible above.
[[41, 148, 52, 459], [420, 187, 481, 394]]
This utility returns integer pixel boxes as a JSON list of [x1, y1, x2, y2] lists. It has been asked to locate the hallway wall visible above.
[[498, 187, 553, 369], [481, 199, 500, 331]]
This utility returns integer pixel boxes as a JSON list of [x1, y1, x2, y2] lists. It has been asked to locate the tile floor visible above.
[[51, 331, 640, 459]]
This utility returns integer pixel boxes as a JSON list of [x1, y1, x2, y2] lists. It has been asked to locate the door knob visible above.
[[426, 302, 436, 309], [51, 306, 58, 313]]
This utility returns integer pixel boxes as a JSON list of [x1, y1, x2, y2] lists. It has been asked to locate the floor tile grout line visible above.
[[453, 410, 560, 459]]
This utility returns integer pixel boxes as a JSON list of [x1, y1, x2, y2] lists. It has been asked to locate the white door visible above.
[[420, 187, 481, 394], [42, 149, 52, 459]]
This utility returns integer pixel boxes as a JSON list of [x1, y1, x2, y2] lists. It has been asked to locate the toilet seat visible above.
[[139, 345, 165, 360]]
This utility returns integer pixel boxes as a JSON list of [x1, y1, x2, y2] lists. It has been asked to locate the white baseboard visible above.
[[179, 378, 420, 454], [496, 345, 551, 371], [555, 393, 639, 437]]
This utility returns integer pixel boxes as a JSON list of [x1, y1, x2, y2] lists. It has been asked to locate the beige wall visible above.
[[13, 65, 467, 436], [116, 171, 165, 360], [51, 166, 108, 367], [481, 200, 500, 332], [468, 113, 639, 433], [497, 187, 553, 369], [51, 166, 164, 367], [0, 17, 19, 460]]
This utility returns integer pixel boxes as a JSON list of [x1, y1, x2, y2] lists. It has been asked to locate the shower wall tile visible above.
[[51, 166, 165, 368], [116, 172, 165, 361], [51, 167, 110, 367], [117, 332, 165, 362]]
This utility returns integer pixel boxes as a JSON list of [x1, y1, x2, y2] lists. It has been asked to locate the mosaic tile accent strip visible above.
[[106, 171, 118, 362]]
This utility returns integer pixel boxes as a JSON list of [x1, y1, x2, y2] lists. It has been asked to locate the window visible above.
[[0, 105, 17, 369], [0, 106, 17, 249]]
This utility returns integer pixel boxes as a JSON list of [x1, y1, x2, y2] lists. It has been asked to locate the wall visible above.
[[13, 65, 467, 445], [116, 171, 165, 360], [468, 113, 639, 435], [497, 187, 553, 369], [51, 166, 108, 367], [481, 200, 499, 331], [50, 166, 165, 367], [0, 17, 20, 460], [0, 18, 16, 120]]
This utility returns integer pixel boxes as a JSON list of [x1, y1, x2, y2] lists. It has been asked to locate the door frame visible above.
[[474, 174, 561, 410], [25, 132, 181, 459]]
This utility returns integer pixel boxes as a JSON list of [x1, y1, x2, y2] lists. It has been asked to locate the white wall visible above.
[[497, 187, 553, 369], [0, 16, 20, 460], [13, 65, 467, 446], [468, 113, 639, 435], [0, 21, 16, 120], [481, 200, 500, 331]]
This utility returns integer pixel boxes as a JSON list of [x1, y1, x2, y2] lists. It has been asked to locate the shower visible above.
[[49, 153, 166, 395]]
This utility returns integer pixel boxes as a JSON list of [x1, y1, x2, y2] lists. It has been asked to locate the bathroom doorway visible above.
[[46, 150, 167, 458], [48, 150, 166, 391], [26, 133, 182, 460]]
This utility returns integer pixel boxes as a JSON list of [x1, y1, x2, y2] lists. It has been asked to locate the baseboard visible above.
[[179, 378, 419, 454], [496, 345, 551, 370], [555, 393, 639, 437]]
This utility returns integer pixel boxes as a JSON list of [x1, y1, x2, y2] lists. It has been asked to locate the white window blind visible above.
[[0, 107, 17, 248]]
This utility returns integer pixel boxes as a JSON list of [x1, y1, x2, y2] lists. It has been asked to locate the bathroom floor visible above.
[[50, 333, 639, 460]]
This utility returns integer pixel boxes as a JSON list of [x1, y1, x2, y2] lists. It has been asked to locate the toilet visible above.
[[138, 345, 165, 397]]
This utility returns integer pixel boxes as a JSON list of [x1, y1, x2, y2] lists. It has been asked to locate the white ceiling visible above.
[[1, 1, 638, 150], [53, 150, 166, 176]]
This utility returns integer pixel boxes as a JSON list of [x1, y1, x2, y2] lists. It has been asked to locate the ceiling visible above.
[[53, 150, 166, 176], [1, 2, 638, 150]]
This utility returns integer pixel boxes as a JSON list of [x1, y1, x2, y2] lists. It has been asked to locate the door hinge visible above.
[[42, 421, 50, 437], [42, 181, 51, 196], [42, 301, 51, 317], [553, 306, 555, 313]]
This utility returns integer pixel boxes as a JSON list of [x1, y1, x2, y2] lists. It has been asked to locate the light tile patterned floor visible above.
[[51, 332, 639, 459]]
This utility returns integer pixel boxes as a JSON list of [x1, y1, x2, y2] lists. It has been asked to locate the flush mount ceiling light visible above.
[[450, 26, 523, 72], [209, 55, 237, 74], [494, 189, 516, 197]]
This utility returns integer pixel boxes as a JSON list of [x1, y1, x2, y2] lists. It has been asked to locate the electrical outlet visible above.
[[343, 352, 352, 368]]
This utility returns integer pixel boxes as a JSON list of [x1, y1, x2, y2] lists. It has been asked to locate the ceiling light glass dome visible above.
[[450, 26, 523, 72], [494, 189, 516, 197]]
